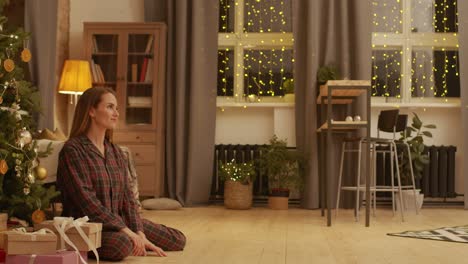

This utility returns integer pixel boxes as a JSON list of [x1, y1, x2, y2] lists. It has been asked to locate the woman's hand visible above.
[[121, 228, 146, 256], [137, 231, 167, 257]]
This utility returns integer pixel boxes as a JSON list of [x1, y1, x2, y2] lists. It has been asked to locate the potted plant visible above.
[[397, 112, 436, 210], [257, 135, 303, 210], [282, 78, 294, 102], [317, 65, 339, 86], [219, 159, 256, 209]]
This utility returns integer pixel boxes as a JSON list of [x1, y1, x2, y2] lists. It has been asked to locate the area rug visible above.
[[388, 225, 468, 244]]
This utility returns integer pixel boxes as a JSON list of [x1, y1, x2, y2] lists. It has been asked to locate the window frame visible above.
[[372, 0, 460, 107], [217, 0, 294, 106]]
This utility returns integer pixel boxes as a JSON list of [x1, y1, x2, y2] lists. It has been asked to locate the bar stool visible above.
[[335, 110, 419, 222]]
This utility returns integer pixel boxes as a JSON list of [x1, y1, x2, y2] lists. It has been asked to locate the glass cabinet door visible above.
[[125, 33, 155, 126], [90, 34, 119, 91]]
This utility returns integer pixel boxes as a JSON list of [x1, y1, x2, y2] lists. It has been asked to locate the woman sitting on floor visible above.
[[57, 87, 186, 261]]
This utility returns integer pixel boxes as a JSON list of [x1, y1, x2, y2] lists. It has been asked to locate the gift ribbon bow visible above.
[[53, 216, 99, 264], [12, 227, 55, 242]]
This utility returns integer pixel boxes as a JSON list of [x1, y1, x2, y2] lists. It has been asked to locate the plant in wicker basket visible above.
[[219, 159, 256, 210]]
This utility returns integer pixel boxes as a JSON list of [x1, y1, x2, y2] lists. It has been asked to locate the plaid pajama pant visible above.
[[95, 219, 186, 261]]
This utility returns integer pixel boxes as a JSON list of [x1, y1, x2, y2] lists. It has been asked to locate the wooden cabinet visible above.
[[83, 22, 167, 197]]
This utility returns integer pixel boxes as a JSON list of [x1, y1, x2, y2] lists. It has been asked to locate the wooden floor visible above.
[[91, 206, 468, 264]]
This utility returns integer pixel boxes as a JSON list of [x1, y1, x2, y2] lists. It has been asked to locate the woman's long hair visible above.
[[69, 87, 116, 139]]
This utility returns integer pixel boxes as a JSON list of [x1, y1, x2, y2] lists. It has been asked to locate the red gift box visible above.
[[5, 251, 87, 264], [0, 249, 5, 263]]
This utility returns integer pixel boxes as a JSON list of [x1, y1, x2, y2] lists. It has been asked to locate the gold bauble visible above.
[[31, 209, 46, 224], [34, 166, 47, 181], [0, 159, 8, 175], [21, 48, 31, 62], [4, 59, 15, 72]]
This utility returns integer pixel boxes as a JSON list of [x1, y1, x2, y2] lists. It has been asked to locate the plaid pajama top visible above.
[[57, 135, 143, 232]]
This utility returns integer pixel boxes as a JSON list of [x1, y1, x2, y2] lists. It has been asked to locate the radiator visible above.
[[211, 144, 269, 198], [376, 145, 457, 198], [421, 146, 457, 198]]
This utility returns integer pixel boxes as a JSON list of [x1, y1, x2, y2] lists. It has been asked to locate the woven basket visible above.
[[224, 180, 253, 210]]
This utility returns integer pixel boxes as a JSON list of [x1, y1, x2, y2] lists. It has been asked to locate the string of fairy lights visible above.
[[218, 0, 293, 98], [372, 0, 459, 99]]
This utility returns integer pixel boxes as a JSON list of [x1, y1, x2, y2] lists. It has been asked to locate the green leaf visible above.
[[413, 112, 422, 130], [424, 124, 436, 129], [422, 131, 433, 138]]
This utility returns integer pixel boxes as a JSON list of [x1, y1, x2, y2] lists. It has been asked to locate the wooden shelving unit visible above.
[[317, 80, 371, 227]]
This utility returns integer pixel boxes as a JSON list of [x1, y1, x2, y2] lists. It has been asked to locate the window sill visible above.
[[216, 97, 294, 108], [371, 98, 461, 108]]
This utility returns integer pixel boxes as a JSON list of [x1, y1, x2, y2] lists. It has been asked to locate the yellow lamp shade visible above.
[[58, 60, 92, 94]]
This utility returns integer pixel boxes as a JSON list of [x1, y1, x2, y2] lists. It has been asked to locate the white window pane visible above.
[[244, 0, 292, 33], [218, 49, 234, 96], [372, 49, 402, 97], [411, 0, 458, 33], [244, 49, 293, 96], [219, 0, 235, 33], [372, 0, 402, 33], [411, 48, 460, 97]]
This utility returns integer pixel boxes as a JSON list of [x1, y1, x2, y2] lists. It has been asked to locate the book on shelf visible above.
[[96, 64, 106, 83], [131, 64, 138, 82], [145, 35, 153, 53], [144, 59, 153, 83], [92, 35, 99, 53], [139, 58, 149, 82], [128, 96, 152, 107], [90, 60, 98, 82]]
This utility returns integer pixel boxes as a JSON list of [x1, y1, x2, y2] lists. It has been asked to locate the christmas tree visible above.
[[0, 0, 59, 225]]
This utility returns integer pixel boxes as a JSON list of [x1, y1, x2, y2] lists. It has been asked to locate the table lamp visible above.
[[58, 60, 92, 104]]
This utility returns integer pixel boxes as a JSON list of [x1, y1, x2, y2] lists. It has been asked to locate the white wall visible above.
[[215, 106, 296, 146], [69, 0, 144, 59]]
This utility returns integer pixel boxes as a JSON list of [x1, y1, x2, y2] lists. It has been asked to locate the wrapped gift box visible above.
[[0, 213, 7, 232], [5, 250, 87, 264], [0, 230, 57, 255], [34, 221, 102, 251]]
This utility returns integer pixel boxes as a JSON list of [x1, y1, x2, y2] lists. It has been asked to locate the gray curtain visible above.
[[145, 0, 219, 206], [459, 1, 468, 209], [293, 0, 372, 209], [25, 0, 59, 130]]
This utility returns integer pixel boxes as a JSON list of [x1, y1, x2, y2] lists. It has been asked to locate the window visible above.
[[372, 0, 459, 106], [217, 0, 294, 104]]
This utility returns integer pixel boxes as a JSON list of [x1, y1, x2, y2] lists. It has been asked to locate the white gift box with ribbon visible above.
[[34, 216, 101, 264], [0, 227, 57, 255]]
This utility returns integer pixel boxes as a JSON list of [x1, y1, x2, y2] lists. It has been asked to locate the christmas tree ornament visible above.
[[27, 172, 35, 184], [20, 48, 31, 62], [32, 158, 38, 168], [23, 187, 30, 195], [0, 159, 7, 174], [3, 58, 14, 72], [34, 166, 47, 181], [31, 209, 46, 224], [19, 128, 32, 145]]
